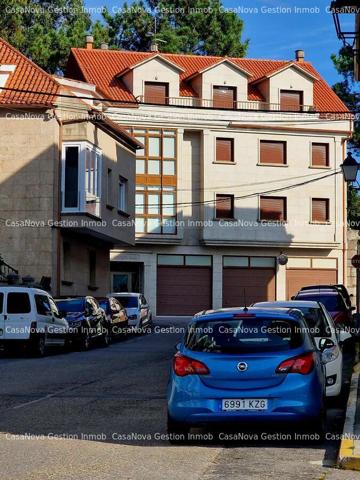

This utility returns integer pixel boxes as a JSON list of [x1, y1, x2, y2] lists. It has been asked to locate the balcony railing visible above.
[[136, 96, 315, 112]]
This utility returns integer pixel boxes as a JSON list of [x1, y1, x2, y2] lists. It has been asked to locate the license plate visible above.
[[222, 399, 268, 411]]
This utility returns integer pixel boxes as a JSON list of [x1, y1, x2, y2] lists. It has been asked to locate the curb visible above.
[[338, 370, 360, 470]]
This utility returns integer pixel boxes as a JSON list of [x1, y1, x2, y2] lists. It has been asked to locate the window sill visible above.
[[61, 280, 74, 287], [257, 163, 288, 167], [214, 217, 237, 222], [212, 161, 237, 165], [309, 221, 331, 225], [106, 204, 115, 211], [308, 165, 331, 170], [118, 210, 130, 218], [88, 285, 99, 291]]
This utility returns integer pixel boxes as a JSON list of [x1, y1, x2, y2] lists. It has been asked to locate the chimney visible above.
[[150, 40, 159, 52], [86, 35, 94, 50], [295, 49, 305, 63], [100, 42, 109, 50]]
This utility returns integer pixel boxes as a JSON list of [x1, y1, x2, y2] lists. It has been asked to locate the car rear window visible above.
[[297, 294, 345, 312], [185, 317, 303, 353], [56, 298, 84, 313], [116, 296, 138, 308], [7, 292, 31, 314]]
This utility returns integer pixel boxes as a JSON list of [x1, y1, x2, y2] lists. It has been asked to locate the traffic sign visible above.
[[351, 255, 360, 269]]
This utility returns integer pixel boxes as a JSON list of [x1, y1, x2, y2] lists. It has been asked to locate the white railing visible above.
[[136, 95, 315, 112]]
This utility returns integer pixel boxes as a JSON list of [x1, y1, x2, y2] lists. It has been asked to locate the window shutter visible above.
[[260, 141, 286, 165], [280, 90, 302, 111], [144, 82, 168, 104], [312, 199, 329, 222], [216, 194, 234, 218], [213, 86, 236, 109], [216, 139, 233, 162], [260, 197, 286, 221], [312, 144, 329, 167]]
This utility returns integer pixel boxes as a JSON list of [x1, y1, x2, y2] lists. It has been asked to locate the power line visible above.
[[0, 85, 356, 116]]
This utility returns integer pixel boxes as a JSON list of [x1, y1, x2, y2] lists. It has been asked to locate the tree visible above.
[[0, 0, 107, 73], [103, 0, 248, 57], [332, 46, 360, 226]]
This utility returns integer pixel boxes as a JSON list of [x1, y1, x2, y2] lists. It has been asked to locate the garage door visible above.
[[157, 255, 212, 316], [286, 269, 337, 300], [157, 266, 212, 315], [223, 257, 276, 307]]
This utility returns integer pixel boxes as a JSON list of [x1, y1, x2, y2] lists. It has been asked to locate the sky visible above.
[[84, 0, 355, 87]]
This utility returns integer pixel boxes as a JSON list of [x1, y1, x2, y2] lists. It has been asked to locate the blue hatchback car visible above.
[[167, 308, 325, 440]]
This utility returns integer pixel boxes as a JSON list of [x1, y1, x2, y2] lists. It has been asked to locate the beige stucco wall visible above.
[[266, 66, 314, 107], [200, 62, 249, 103], [131, 57, 181, 99], [0, 109, 59, 283]]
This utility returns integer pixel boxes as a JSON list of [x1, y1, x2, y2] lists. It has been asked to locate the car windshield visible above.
[[297, 294, 344, 312], [185, 317, 303, 353], [56, 299, 84, 313], [293, 307, 331, 337], [116, 296, 138, 308]]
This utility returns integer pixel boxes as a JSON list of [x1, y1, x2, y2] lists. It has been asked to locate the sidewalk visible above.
[[338, 337, 360, 470]]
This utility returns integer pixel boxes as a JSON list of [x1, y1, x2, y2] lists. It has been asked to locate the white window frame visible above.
[[118, 176, 127, 213], [61, 142, 102, 214]]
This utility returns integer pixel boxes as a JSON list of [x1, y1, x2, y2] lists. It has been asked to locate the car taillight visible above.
[[173, 353, 210, 377], [276, 352, 315, 375]]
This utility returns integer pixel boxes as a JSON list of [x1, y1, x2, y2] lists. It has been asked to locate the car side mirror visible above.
[[319, 338, 335, 352], [339, 329, 352, 344]]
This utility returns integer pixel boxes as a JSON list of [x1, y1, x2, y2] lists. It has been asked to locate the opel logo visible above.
[[237, 362, 248, 372]]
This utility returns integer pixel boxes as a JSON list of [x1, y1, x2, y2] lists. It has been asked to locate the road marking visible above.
[[12, 380, 99, 410]]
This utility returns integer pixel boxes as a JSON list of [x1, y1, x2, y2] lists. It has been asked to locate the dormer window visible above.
[[213, 86, 236, 109], [0, 64, 16, 91], [144, 82, 169, 105], [280, 90, 303, 111]]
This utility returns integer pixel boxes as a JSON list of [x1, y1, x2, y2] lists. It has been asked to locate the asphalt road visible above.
[[0, 318, 358, 480]]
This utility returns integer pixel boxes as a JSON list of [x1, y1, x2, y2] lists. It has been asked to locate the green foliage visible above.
[[103, 0, 248, 56], [332, 46, 360, 225], [0, 0, 93, 73]]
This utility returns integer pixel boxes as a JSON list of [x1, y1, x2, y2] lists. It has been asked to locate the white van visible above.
[[0, 286, 69, 356]]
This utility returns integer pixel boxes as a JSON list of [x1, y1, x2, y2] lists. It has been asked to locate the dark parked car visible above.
[[97, 297, 128, 338], [294, 289, 354, 327], [298, 284, 352, 309], [55, 297, 110, 350]]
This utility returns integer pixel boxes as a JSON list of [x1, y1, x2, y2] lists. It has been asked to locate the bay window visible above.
[[61, 142, 102, 216]]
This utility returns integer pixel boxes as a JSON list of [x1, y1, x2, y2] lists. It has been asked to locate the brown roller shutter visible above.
[[216, 138, 234, 162], [216, 194, 234, 219], [213, 86, 236, 109], [260, 141, 286, 165], [260, 196, 286, 221], [280, 90, 302, 111], [312, 144, 329, 167], [223, 267, 276, 306], [157, 266, 212, 315], [287, 269, 337, 299], [144, 82, 168, 104], [312, 198, 329, 222]]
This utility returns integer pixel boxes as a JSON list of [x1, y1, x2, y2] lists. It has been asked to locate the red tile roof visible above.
[[66, 49, 348, 112], [0, 37, 59, 106]]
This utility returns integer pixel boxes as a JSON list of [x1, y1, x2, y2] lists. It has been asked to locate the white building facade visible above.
[[66, 46, 353, 316]]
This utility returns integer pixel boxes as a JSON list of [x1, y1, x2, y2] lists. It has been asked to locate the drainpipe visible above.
[[342, 139, 347, 290], [53, 108, 63, 297]]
